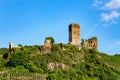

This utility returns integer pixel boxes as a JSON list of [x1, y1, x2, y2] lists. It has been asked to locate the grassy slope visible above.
[[0, 44, 120, 80]]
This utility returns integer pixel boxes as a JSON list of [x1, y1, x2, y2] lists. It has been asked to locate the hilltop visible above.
[[0, 44, 120, 80], [0, 23, 119, 79]]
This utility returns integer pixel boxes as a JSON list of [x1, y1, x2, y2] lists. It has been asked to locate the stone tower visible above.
[[68, 24, 80, 45], [9, 42, 14, 49], [84, 37, 98, 51], [42, 38, 52, 53], [9, 42, 15, 54]]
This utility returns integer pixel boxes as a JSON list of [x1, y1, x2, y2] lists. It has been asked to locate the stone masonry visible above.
[[68, 24, 80, 45], [8, 23, 98, 53], [9, 42, 14, 54], [9, 42, 21, 54], [68, 23, 98, 51], [42, 38, 52, 53], [84, 37, 98, 51]]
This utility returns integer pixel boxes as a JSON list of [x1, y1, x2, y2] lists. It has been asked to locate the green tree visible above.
[[45, 36, 55, 44], [81, 39, 85, 46], [18, 44, 22, 47]]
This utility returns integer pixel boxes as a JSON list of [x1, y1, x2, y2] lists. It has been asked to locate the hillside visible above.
[[0, 44, 120, 80]]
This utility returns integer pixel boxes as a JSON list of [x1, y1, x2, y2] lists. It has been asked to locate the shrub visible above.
[[51, 44, 60, 51], [7, 52, 29, 67], [89, 49, 96, 54], [2, 53, 9, 59]]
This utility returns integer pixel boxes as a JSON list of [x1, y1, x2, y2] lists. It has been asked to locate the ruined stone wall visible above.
[[42, 39, 51, 53], [85, 37, 98, 51], [69, 24, 80, 45], [9, 42, 14, 54], [9, 42, 20, 54], [9, 42, 14, 49]]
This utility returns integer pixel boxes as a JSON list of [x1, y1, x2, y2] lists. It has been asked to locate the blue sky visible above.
[[0, 0, 120, 55]]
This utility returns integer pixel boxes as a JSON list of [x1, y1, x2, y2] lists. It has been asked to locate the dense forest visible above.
[[0, 43, 120, 80]]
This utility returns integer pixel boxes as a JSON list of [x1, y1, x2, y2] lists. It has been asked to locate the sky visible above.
[[0, 0, 120, 55]]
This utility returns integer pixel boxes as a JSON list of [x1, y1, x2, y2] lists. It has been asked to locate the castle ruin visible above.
[[9, 42, 22, 54], [9, 42, 14, 54], [9, 42, 15, 49], [8, 23, 98, 53], [68, 23, 98, 51], [84, 37, 98, 51], [68, 24, 80, 45], [42, 38, 52, 53]]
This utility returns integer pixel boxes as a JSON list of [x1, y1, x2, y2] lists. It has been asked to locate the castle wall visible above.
[[68, 24, 80, 45], [42, 39, 51, 53], [84, 37, 98, 51]]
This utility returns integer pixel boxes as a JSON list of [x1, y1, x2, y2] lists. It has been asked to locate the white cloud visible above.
[[92, 0, 103, 7], [103, 21, 118, 27], [93, 0, 120, 26], [101, 11, 120, 21], [105, 0, 120, 9]]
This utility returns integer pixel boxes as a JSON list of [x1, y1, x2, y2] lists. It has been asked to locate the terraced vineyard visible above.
[[0, 44, 120, 80]]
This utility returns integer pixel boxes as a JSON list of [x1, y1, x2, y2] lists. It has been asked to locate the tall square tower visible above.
[[69, 24, 80, 45]]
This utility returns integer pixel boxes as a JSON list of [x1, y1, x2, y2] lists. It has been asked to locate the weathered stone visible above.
[[9, 42, 20, 54], [9, 42, 14, 49], [84, 37, 98, 51], [42, 39, 51, 53], [48, 63, 65, 70], [68, 24, 80, 45]]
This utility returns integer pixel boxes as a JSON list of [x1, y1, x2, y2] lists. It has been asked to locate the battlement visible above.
[[84, 37, 98, 51]]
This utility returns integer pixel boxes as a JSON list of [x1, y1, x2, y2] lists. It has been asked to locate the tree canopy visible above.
[[45, 36, 55, 44]]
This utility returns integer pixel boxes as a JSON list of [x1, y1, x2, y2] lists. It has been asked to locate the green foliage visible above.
[[39, 61, 48, 73], [81, 39, 85, 46], [10, 66, 29, 73], [46, 36, 55, 44], [0, 59, 5, 70], [7, 52, 29, 67], [18, 44, 22, 47], [63, 44, 79, 52], [25, 60, 40, 72], [2, 53, 9, 59], [0, 48, 9, 55], [51, 44, 60, 51], [0, 45, 120, 79]]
